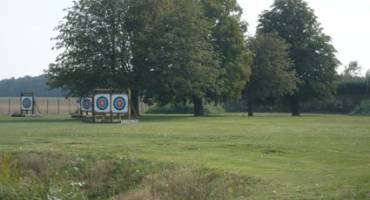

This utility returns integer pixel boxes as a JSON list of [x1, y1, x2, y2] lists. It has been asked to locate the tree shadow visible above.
[[0, 114, 230, 124], [0, 116, 79, 124], [140, 114, 194, 122], [140, 114, 228, 122]]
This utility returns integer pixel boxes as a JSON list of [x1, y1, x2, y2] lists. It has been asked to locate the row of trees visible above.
[[48, 0, 339, 116]]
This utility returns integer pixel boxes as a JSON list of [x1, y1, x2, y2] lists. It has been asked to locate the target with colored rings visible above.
[[111, 94, 129, 113], [94, 94, 111, 113], [113, 97, 127, 111], [96, 96, 109, 110]]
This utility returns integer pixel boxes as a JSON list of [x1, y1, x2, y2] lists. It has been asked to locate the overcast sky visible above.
[[1, 0, 369, 80]]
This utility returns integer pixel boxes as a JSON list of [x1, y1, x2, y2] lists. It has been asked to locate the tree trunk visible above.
[[131, 89, 140, 117], [244, 85, 254, 117], [290, 95, 300, 116], [192, 96, 204, 117], [247, 90, 254, 117]]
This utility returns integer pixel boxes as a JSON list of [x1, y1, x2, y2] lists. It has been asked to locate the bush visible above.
[[146, 104, 193, 114], [146, 103, 225, 115], [351, 100, 370, 115], [0, 152, 151, 200], [114, 168, 254, 200]]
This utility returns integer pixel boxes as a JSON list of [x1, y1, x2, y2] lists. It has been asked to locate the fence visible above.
[[0, 97, 78, 115], [0, 97, 150, 115]]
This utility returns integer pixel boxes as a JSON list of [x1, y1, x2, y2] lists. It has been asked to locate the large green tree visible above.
[[258, 0, 339, 116], [48, 0, 250, 116], [130, 0, 222, 116], [47, 0, 131, 97], [245, 34, 298, 116], [128, 0, 251, 116], [201, 0, 251, 101]]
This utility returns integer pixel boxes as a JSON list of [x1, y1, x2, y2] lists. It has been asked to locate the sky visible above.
[[0, 0, 369, 80]]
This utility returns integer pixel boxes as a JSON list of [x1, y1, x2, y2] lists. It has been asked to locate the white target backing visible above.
[[80, 97, 93, 112], [111, 94, 129, 113], [21, 96, 33, 111], [94, 94, 111, 113]]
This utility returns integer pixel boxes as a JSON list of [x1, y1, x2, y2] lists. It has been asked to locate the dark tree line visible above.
[[0, 75, 64, 97], [48, 0, 339, 116]]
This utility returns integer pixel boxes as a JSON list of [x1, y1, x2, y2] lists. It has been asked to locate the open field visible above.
[[0, 114, 370, 199]]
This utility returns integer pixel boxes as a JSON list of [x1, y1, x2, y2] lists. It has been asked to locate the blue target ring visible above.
[[96, 96, 109, 110], [113, 97, 127, 111], [22, 98, 32, 109]]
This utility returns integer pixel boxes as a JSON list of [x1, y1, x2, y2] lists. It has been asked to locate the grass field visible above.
[[0, 114, 370, 199]]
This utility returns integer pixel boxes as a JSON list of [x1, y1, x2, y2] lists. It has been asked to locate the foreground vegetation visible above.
[[0, 114, 370, 199]]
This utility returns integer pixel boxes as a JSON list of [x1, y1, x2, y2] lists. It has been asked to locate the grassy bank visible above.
[[0, 114, 370, 199]]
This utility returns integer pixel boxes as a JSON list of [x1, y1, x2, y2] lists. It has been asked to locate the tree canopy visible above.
[[245, 33, 298, 116], [48, 0, 131, 97], [48, 0, 250, 116], [258, 0, 339, 116]]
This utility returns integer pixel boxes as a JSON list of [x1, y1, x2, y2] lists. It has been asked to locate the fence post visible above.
[[57, 99, 60, 115], [46, 99, 49, 115], [8, 97, 11, 115], [68, 98, 71, 114]]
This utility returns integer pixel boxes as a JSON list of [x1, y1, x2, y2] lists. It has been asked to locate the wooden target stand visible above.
[[12, 92, 41, 117], [81, 89, 138, 124]]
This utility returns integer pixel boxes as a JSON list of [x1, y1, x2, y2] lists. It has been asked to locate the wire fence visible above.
[[0, 97, 150, 115]]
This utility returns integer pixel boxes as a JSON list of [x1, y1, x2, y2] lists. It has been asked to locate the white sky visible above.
[[0, 0, 369, 80]]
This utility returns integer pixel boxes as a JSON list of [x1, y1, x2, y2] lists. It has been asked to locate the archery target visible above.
[[94, 94, 111, 113], [80, 97, 93, 112], [21, 96, 33, 111], [111, 94, 128, 113]]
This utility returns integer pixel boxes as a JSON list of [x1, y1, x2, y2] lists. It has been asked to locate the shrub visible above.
[[351, 100, 370, 115], [115, 168, 253, 200], [146, 103, 225, 115], [0, 152, 151, 200]]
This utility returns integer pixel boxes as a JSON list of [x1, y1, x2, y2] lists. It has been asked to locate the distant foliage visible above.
[[0, 75, 64, 97], [351, 100, 370, 115], [337, 78, 369, 95], [147, 103, 225, 115], [146, 104, 194, 114], [342, 61, 362, 78]]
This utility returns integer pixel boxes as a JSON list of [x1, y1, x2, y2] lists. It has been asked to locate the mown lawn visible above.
[[0, 114, 370, 199]]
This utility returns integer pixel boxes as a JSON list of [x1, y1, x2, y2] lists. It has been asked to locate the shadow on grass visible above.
[[140, 114, 229, 123], [140, 114, 194, 122], [0, 114, 194, 124], [0, 116, 79, 124], [0, 113, 276, 124]]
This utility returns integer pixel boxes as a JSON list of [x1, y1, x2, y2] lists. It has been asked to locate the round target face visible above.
[[80, 98, 92, 112], [111, 94, 128, 113], [113, 97, 127, 111], [21, 96, 33, 111], [94, 94, 111, 113], [96, 96, 109, 110], [22, 98, 32, 109]]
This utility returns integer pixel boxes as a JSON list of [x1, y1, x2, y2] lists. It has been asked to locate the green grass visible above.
[[0, 113, 370, 199]]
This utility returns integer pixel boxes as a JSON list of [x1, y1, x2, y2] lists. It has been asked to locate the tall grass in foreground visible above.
[[0, 152, 252, 200]]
